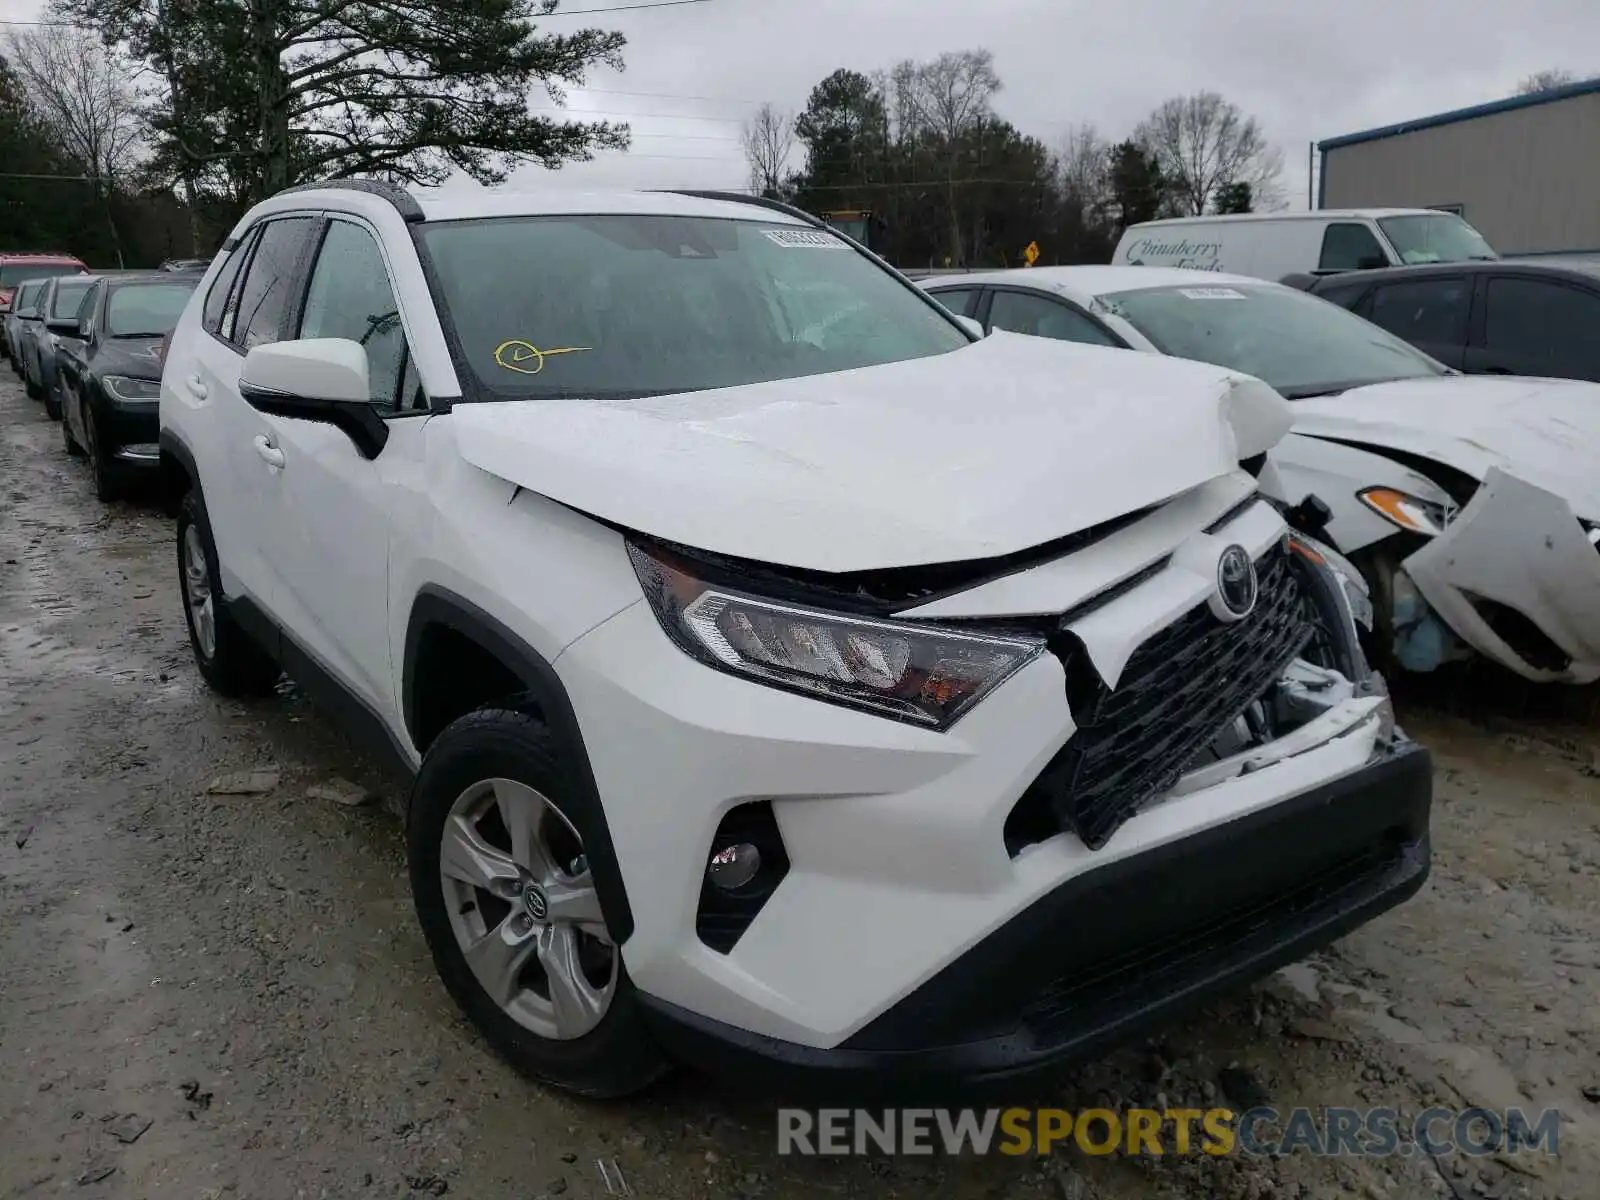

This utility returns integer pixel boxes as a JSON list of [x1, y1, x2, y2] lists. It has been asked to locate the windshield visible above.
[[105, 281, 197, 337], [51, 279, 94, 319], [420, 214, 968, 399], [1, 262, 81, 288], [1377, 213, 1497, 264], [1098, 281, 1447, 398]]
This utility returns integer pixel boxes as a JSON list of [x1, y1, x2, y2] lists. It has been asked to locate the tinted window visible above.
[[105, 281, 199, 337], [232, 217, 314, 349], [1312, 280, 1369, 311], [419, 215, 967, 400], [299, 220, 409, 411], [929, 287, 975, 315], [50, 279, 94, 319], [1483, 277, 1600, 376], [1319, 223, 1388, 271], [987, 289, 1119, 346], [1098, 282, 1445, 398], [1367, 278, 1470, 345], [202, 230, 257, 336]]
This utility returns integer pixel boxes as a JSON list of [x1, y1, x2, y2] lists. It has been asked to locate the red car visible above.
[[1, 253, 89, 359]]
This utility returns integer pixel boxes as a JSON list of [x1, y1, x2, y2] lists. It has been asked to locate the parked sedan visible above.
[[922, 266, 1600, 684], [22, 274, 98, 419], [1286, 258, 1600, 382], [5, 281, 50, 384], [55, 272, 200, 501]]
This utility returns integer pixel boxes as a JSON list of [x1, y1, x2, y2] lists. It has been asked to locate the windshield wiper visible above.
[[109, 331, 168, 339], [1279, 385, 1349, 400]]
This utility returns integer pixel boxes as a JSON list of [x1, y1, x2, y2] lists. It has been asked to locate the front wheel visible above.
[[408, 703, 668, 1098], [176, 490, 281, 697], [43, 382, 62, 421]]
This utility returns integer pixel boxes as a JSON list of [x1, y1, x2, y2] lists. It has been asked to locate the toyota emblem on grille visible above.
[[1216, 544, 1258, 619]]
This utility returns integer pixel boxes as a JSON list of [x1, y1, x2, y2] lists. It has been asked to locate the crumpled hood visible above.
[[1290, 375, 1600, 520], [448, 331, 1271, 572]]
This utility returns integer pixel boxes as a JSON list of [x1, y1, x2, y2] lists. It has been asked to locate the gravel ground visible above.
[[1, 368, 1597, 1200]]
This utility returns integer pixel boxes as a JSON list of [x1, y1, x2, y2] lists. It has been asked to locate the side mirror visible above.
[[956, 315, 985, 338], [1356, 254, 1389, 270], [238, 338, 388, 459], [45, 318, 82, 337]]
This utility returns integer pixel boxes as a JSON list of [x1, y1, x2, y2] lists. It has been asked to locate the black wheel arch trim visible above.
[[404, 584, 636, 945]]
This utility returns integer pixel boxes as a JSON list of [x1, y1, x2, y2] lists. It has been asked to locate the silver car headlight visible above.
[[1289, 530, 1373, 633], [1357, 486, 1453, 537], [629, 542, 1045, 729]]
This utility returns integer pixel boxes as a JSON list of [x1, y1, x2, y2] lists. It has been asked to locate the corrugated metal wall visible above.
[[1321, 91, 1600, 254]]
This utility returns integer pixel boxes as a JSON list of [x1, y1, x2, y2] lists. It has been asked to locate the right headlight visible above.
[[628, 542, 1045, 730], [1357, 487, 1454, 537]]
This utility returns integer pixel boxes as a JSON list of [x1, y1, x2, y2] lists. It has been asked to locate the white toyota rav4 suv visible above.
[[158, 180, 1432, 1100]]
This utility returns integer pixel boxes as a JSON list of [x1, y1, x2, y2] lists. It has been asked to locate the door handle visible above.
[[185, 373, 208, 399], [252, 434, 286, 469]]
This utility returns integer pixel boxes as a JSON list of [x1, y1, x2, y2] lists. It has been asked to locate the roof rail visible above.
[[275, 178, 425, 222], [661, 190, 830, 230]]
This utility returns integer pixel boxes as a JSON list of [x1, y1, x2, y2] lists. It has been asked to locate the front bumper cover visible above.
[[1404, 467, 1600, 683], [636, 737, 1432, 1103]]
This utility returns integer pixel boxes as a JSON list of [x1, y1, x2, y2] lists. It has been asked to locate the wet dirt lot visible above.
[[1, 370, 1597, 1200]]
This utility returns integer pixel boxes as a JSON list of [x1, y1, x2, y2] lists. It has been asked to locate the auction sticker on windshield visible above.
[[763, 229, 849, 249], [1178, 287, 1248, 300]]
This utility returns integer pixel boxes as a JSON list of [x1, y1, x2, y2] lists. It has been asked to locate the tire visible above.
[[82, 406, 123, 503], [176, 489, 281, 697], [43, 382, 62, 421], [24, 373, 41, 400], [61, 405, 84, 456], [408, 702, 669, 1098]]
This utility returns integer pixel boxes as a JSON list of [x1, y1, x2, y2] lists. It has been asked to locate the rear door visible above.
[[186, 215, 320, 605], [1466, 273, 1600, 381], [1361, 275, 1471, 368]]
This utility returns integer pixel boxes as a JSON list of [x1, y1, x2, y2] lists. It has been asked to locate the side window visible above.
[[930, 287, 975, 315], [1483, 277, 1600, 377], [1311, 281, 1370, 311], [1367, 278, 1470, 345], [988, 289, 1120, 346], [297, 219, 410, 412], [75, 284, 101, 336], [1319, 223, 1388, 271], [233, 217, 316, 350], [202, 228, 257, 336]]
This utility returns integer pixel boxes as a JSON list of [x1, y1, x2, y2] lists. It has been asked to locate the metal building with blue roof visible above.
[[1318, 78, 1600, 256]]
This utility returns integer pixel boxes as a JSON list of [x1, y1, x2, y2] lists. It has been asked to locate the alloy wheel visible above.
[[440, 778, 617, 1040], [182, 524, 216, 659]]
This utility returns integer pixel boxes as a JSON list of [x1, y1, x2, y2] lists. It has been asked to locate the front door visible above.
[[250, 215, 423, 723]]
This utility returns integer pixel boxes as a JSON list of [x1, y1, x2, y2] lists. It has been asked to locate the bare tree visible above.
[[1136, 91, 1284, 216], [1517, 69, 1578, 94], [740, 102, 793, 197], [5, 24, 144, 264], [1055, 123, 1109, 214]]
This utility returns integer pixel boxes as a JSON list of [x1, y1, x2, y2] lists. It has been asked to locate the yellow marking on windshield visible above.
[[493, 339, 593, 375]]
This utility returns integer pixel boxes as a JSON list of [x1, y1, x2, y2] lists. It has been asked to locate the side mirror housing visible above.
[[238, 338, 388, 459], [45, 318, 82, 337], [956, 315, 985, 338]]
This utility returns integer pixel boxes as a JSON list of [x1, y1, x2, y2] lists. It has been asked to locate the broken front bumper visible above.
[[1404, 467, 1600, 683]]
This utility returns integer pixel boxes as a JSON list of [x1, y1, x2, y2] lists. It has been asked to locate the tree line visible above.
[[742, 50, 1285, 270], [2, 0, 632, 264]]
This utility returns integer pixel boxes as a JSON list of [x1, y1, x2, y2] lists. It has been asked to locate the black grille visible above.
[[1022, 543, 1311, 852]]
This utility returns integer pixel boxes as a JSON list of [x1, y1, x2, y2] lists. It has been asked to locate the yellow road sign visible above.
[[1023, 241, 1040, 266]]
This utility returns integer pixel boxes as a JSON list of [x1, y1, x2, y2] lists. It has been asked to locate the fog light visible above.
[[707, 843, 761, 891]]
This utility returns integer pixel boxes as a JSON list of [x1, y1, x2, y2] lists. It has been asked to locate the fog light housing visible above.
[[708, 843, 761, 891]]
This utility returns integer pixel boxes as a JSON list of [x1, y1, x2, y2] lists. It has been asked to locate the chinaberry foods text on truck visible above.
[[158, 182, 1432, 1099]]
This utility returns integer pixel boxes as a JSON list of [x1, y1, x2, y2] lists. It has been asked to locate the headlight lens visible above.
[[1357, 487, 1453, 537], [101, 374, 161, 402], [628, 543, 1045, 729]]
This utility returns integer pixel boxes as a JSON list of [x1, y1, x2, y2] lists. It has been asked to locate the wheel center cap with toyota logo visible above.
[[523, 883, 549, 922], [1214, 544, 1259, 621]]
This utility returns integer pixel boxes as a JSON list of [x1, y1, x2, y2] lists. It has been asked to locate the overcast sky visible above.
[[6, 0, 1597, 206]]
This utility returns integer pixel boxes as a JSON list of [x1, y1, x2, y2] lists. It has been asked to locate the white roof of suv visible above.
[[397, 185, 812, 225]]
